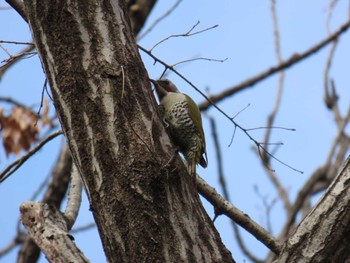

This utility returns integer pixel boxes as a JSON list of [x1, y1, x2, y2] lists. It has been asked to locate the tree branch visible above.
[[20, 202, 89, 262], [196, 175, 282, 255], [259, 0, 291, 215], [198, 19, 350, 111], [17, 143, 72, 263], [64, 164, 82, 230], [142, 45, 302, 173], [0, 130, 63, 183]]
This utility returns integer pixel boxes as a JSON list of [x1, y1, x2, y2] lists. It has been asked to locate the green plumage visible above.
[[151, 79, 207, 176]]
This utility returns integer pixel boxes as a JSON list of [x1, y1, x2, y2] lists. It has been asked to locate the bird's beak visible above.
[[150, 79, 157, 85]]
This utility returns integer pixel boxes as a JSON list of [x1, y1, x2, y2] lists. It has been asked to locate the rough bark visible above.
[[17, 144, 72, 263], [23, 0, 234, 262], [20, 202, 88, 263], [278, 156, 350, 263]]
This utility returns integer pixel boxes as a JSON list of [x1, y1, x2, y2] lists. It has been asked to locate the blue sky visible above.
[[0, 1, 349, 262]]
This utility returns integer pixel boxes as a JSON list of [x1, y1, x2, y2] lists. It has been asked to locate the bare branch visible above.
[[18, 143, 72, 263], [231, 103, 251, 120], [142, 45, 302, 173], [258, 0, 291, 214], [0, 233, 24, 257], [20, 202, 89, 262], [0, 45, 36, 79], [0, 44, 11, 56], [246, 126, 295, 132], [326, 0, 339, 34], [324, 41, 339, 110], [64, 164, 82, 230], [71, 222, 96, 234], [198, 19, 350, 111], [0, 130, 63, 183], [0, 96, 27, 108], [208, 116, 229, 202], [264, 0, 286, 152], [137, 0, 183, 40], [196, 175, 282, 255], [150, 21, 218, 52], [0, 40, 34, 45], [254, 186, 278, 234], [232, 223, 264, 263], [172, 57, 228, 67]]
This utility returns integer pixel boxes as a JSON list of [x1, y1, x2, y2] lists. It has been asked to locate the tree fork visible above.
[[23, 0, 234, 262]]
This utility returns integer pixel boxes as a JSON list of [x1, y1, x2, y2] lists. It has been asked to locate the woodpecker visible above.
[[151, 79, 207, 176]]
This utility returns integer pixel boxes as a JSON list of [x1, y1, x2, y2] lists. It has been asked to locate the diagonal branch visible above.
[[198, 19, 350, 111], [196, 175, 282, 255], [20, 202, 89, 262], [17, 144, 72, 263], [0, 130, 63, 183], [141, 45, 302, 173]]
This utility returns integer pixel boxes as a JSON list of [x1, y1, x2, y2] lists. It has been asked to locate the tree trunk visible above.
[[23, 0, 234, 262], [278, 156, 350, 262]]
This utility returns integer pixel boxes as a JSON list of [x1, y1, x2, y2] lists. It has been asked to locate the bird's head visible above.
[[155, 79, 180, 93], [151, 79, 180, 100]]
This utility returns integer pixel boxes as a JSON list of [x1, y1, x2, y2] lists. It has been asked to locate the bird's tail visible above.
[[199, 151, 208, 168]]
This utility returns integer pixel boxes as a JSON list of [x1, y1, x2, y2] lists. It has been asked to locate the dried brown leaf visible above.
[[0, 106, 39, 156]]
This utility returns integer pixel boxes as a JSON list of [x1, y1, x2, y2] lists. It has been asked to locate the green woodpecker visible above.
[[151, 79, 207, 176]]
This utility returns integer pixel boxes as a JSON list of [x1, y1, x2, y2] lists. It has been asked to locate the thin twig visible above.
[[231, 103, 251, 120], [172, 57, 228, 67], [326, 0, 339, 34], [150, 21, 218, 52], [137, 0, 183, 41], [254, 185, 278, 234], [0, 45, 36, 78], [323, 40, 339, 110], [0, 130, 63, 183], [0, 233, 24, 256], [0, 44, 11, 57], [140, 45, 303, 173], [35, 79, 48, 126], [17, 143, 72, 263], [0, 97, 27, 108], [208, 116, 229, 201], [29, 173, 51, 201], [246, 126, 295, 131], [0, 40, 34, 45], [227, 125, 237, 147], [71, 222, 96, 234]]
